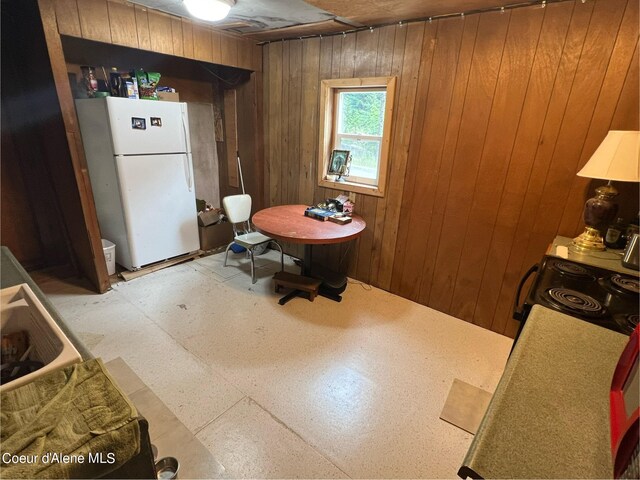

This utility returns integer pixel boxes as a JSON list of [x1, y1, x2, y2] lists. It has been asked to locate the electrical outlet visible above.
[[349, 192, 356, 202]]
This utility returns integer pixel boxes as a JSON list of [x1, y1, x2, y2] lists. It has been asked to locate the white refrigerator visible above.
[[76, 97, 200, 271]]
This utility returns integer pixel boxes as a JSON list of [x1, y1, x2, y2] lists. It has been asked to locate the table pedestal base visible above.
[[277, 244, 348, 305], [278, 286, 344, 305], [274, 271, 322, 304]]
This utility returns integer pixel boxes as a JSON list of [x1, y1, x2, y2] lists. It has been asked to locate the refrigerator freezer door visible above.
[[106, 97, 190, 155], [116, 154, 199, 269]]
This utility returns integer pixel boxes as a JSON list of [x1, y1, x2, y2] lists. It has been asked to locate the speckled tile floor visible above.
[[37, 249, 512, 479]]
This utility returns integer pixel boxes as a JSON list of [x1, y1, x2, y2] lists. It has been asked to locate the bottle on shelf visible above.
[[604, 217, 627, 249], [80, 65, 98, 98]]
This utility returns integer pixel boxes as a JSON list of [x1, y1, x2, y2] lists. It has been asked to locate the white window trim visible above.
[[317, 77, 397, 198]]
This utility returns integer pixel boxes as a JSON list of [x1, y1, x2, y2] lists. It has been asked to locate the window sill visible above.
[[318, 178, 384, 198]]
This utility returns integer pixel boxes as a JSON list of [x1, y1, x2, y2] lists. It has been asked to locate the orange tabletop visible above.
[[252, 205, 366, 245]]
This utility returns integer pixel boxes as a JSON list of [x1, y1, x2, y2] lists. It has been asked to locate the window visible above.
[[318, 77, 396, 197]]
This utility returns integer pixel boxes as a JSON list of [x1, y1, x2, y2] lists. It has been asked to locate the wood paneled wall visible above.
[[52, 0, 260, 71], [263, 0, 639, 337]]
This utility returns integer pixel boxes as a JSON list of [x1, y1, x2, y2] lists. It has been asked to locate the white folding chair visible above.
[[222, 194, 284, 284]]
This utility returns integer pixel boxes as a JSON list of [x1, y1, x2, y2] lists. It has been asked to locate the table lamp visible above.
[[573, 130, 640, 251]]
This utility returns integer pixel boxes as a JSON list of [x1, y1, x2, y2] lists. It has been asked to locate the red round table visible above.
[[252, 204, 366, 245], [252, 204, 366, 303]]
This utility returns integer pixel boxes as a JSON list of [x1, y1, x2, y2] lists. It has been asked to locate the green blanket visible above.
[[1, 359, 140, 479]]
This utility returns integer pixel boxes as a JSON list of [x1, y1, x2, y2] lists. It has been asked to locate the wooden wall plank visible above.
[[288, 40, 303, 204], [330, 35, 342, 79], [236, 74, 262, 207], [193, 24, 212, 62], [220, 34, 239, 68], [450, 6, 544, 323], [238, 38, 253, 70], [211, 30, 222, 64], [223, 89, 239, 188], [1, 120, 45, 267], [280, 41, 291, 206], [182, 19, 194, 59], [262, 44, 271, 208], [416, 15, 480, 306], [54, 0, 81, 37], [77, 0, 111, 43], [148, 10, 173, 55], [428, 11, 510, 313], [134, 5, 151, 50], [340, 32, 357, 77], [268, 42, 283, 206], [389, 20, 438, 296], [171, 17, 184, 57], [611, 40, 639, 130], [354, 28, 380, 77], [299, 38, 321, 206], [473, 1, 575, 330], [253, 43, 262, 72], [2, 27, 70, 269], [391, 18, 465, 300], [107, 1, 138, 48], [374, 23, 426, 290], [253, 69, 266, 208]]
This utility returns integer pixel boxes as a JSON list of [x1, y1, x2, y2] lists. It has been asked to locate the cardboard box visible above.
[[198, 221, 233, 251], [198, 209, 222, 227], [158, 92, 180, 102]]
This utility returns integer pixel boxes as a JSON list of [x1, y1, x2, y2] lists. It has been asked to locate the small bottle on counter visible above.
[[605, 217, 627, 249]]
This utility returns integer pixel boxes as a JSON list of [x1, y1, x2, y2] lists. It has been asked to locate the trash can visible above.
[[102, 239, 116, 275]]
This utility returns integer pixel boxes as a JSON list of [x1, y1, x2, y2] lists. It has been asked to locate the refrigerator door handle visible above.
[[180, 113, 193, 191], [184, 154, 193, 192]]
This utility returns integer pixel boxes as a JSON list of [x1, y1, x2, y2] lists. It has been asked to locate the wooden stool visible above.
[[273, 271, 322, 302]]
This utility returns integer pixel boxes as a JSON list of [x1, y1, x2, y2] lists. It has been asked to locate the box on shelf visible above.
[[158, 92, 179, 102], [199, 221, 233, 251]]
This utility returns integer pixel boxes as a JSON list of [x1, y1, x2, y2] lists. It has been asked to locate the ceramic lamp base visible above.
[[572, 226, 606, 251]]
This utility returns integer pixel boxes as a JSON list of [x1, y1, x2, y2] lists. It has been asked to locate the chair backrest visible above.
[[223, 194, 252, 224]]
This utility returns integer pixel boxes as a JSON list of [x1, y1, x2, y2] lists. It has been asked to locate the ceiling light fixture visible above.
[[183, 0, 234, 22]]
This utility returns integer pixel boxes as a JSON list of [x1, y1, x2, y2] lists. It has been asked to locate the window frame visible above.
[[318, 77, 397, 197]]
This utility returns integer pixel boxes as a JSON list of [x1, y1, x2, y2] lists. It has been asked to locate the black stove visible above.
[[514, 256, 640, 338]]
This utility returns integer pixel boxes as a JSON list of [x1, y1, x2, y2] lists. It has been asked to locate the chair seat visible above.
[[234, 231, 273, 248]]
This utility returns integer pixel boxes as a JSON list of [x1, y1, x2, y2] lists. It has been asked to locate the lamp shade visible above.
[[183, 0, 233, 21], [577, 130, 640, 182]]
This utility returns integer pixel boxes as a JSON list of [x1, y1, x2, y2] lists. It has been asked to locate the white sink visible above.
[[1, 283, 82, 392]]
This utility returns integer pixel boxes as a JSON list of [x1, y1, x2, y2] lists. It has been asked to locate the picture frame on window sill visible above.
[[327, 149, 351, 177]]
